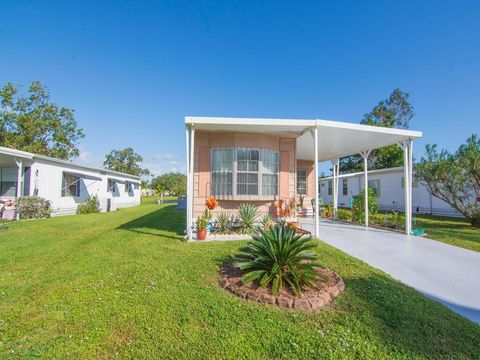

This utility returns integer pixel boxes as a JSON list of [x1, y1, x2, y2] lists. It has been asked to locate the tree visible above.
[[416, 135, 480, 227], [151, 172, 186, 196], [340, 89, 414, 173], [0, 81, 84, 160], [103, 147, 150, 176]]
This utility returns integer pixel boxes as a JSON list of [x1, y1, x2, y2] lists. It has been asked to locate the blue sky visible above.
[[1, 0, 479, 176]]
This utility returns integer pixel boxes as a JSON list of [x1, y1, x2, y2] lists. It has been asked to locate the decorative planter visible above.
[[197, 229, 207, 240]]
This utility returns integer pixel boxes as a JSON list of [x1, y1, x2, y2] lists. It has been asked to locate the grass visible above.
[[0, 204, 479, 359], [414, 215, 480, 253], [336, 207, 479, 253]]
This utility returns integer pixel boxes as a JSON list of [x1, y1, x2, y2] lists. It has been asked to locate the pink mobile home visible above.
[[185, 117, 422, 240]]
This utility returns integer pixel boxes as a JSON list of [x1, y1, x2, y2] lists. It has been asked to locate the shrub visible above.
[[236, 223, 322, 296], [337, 208, 352, 222], [352, 188, 378, 223], [196, 216, 208, 230], [323, 204, 333, 218], [237, 203, 259, 234], [260, 213, 274, 230], [76, 196, 100, 215], [16, 196, 51, 219], [215, 211, 232, 234]]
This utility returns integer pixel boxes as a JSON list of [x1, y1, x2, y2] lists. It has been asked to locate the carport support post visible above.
[[331, 159, 339, 220], [185, 125, 191, 240], [402, 140, 412, 235], [360, 150, 371, 227], [15, 158, 23, 198], [314, 126, 319, 238], [189, 125, 195, 240], [409, 139, 414, 230]]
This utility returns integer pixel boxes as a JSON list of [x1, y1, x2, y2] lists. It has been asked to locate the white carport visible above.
[[184, 117, 422, 240]]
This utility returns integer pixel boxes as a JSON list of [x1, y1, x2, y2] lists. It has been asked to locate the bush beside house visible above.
[[16, 196, 51, 219], [77, 196, 100, 215]]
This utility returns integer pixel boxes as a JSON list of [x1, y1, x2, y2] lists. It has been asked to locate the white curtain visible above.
[[211, 148, 233, 196]]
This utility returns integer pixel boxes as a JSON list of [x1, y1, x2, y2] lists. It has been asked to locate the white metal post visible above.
[[331, 160, 336, 219], [403, 141, 411, 235], [335, 158, 339, 220], [360, 150, 371, 227], [185, 126, 191, 240], [189, 125, 195, 240], [314, 127, 319, 238], [15, 158, 23, 198], [409, 139, 414, 231]]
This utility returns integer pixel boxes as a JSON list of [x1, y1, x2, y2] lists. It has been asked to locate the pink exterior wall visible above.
[[192, 131, 297, 219], [297, 160, 315, 209]]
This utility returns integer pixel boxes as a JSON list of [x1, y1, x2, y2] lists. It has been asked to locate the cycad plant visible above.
[[235, 223, 321, 296], [215, 211, 232, 234], [237, 203, 259, 234], [260, 213, 273, 230]]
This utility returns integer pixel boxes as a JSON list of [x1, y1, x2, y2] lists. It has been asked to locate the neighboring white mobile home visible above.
[[319, 167, 461, 217], [0, 146, 141, 216]]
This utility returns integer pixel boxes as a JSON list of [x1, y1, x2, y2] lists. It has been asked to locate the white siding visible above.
[[29, 159, 141, 216], [319, 168, 462, 217]]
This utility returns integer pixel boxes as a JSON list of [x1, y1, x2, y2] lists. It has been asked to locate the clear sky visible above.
[[1, 0, 479, 176]]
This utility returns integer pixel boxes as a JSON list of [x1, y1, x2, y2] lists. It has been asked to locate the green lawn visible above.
[[0, 204, 479, 359], [414, 215, 480, 252], [338, 208, 479, 253]]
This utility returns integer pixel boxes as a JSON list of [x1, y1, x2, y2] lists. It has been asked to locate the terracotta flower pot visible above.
[[197, 229, 207, 240]]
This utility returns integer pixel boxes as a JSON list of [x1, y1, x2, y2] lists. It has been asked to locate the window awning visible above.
[[108, 177, 126, 184], [63, 171, 102, 182]]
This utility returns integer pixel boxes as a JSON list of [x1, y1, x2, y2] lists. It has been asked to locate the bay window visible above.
[[237, 148, 259, 195], [210, 147, 279, 198], [211, 148, 233, 196], [261, 149, 279, 196]]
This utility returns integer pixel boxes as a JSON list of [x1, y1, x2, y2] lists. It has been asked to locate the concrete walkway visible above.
[[299, 218, 480, 324]]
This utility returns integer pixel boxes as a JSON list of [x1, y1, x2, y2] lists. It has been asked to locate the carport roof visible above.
[[185, 116, 422, 162]]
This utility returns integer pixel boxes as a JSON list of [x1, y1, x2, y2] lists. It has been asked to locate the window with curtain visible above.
[[262, 149, 279, 196], [368, 179, 381, 196], [211, 148, 233, 196], [210, 147, 279, 197], [0, 167, 17, 197], [237, 148, 259, 195], [342, 179, 348, 196], [62, 173, 80, 197], [328, 180, 333, 195], [296, 169, 307, 195]]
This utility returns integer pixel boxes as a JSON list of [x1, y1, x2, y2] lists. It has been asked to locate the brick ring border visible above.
[[219, 267, 345, 312]]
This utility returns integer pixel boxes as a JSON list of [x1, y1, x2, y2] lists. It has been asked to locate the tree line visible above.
[[0, 81, 186, 196], [1, 81, 477, 225]]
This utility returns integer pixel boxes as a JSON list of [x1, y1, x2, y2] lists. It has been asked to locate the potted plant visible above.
[[196, 216, 209, 240]]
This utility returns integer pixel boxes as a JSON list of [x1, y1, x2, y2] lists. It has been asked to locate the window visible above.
[[0, 167, 17, 197], [211, 148, 233, 196], [368, 179, 381, 196], [328, 180, 333, 195], [107, 179, 116, 193], [401, 177, 419, 188], [210, 147, 279, 197], [262, 149, 279, 196], [237, 148, 259, 195], [342, 179, 348, 196], [297, 169, 307, 195], [62, 173, 80, 197]]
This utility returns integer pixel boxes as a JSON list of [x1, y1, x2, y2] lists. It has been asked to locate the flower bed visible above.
[[219, 263, 345, 312]]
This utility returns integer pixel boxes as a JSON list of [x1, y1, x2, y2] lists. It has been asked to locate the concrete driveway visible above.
[[299, 218, 480, 324]]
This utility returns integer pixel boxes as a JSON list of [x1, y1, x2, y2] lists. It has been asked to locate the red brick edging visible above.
[[219, 267, 345, 312]]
